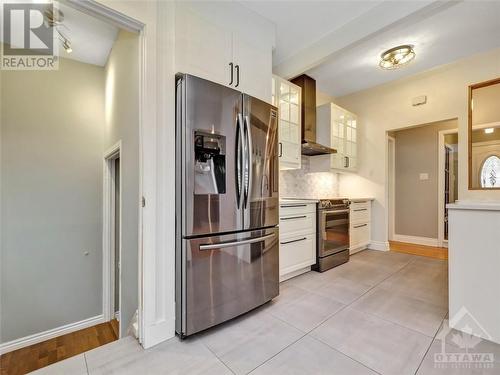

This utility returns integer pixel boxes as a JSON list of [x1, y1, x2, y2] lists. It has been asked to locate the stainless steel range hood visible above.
[[302, 141, 337, 156], [290, 74, 337, 156]]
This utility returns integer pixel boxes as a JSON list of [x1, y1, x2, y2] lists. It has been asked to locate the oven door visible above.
[[318, 209, 349, 257]]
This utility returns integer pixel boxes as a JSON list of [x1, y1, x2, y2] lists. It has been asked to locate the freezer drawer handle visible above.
[[280, 237, 307, 245], [199, 233, 275, 250], [353, 224, 367, 229], [280, 215, 307, 220]]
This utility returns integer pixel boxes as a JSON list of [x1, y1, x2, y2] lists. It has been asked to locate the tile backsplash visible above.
[[279, 156, 339, 199]]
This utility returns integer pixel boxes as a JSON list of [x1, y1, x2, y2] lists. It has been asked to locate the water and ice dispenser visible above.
[[194, 130, 226, 195]]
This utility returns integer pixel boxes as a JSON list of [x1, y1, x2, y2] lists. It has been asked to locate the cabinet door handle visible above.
[[278, 142, 283, 157], [353, 209, 367, 212], [235, 64, 240, 87], [229, 62, 234, 85], [280, 204, 307, 208], [344, 156, 349, 168], [354, 224, 367, 229], [280, 215, 307, 221], [280, 237, 307, 245]]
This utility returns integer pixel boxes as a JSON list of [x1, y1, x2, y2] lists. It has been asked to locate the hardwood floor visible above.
[[0, 320, 118, 375], [389, 241, 448, 260]]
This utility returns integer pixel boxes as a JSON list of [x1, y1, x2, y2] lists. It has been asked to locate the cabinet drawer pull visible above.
[[280, 237, 307, 245], [280, 215, 307, 221], [353, 209, 367, 212], [280, 204, 307, 208], [353, 224, 367, 229]]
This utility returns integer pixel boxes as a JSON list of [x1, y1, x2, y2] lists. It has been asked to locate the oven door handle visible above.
[[322, 209, 350, 214]]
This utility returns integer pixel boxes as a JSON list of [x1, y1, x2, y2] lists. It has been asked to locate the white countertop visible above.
[[280, 197, 374, 203], [280, 198, 319, 204], [447, 201, 500, 211]]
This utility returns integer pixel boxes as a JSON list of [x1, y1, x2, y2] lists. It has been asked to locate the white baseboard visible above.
[[368, 241, 390, 251], [0, 314, 104, 355], [393, 234, 439, 247], [279, 266, 311, 282]]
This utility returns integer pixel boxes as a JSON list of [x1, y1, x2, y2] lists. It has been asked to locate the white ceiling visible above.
[[0, 1, 118, 66], [242, 1, 500, 97], [54, 3, 118, 67], [240, 0, 383, 66]]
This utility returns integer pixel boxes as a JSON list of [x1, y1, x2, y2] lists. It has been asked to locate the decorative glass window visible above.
[[480, 155, 500, 188]]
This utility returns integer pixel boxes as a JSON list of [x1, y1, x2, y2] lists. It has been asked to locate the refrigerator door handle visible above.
[[243, 115, 253, 209], [199, 233, 275, 250], [236, 113, 244, 209]]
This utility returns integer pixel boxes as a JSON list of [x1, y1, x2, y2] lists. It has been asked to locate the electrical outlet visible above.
[[419, 173, 429, 181]]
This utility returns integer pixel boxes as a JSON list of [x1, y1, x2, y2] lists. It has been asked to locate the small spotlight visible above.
[[62, 39, 72, 54]]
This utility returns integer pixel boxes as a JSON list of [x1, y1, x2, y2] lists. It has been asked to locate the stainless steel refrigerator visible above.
[[175, 74, 280, 337]]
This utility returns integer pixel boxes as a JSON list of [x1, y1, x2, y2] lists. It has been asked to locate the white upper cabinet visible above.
[[233, 34, 272, 102], [314, 103, 358, 172], [272, 75, 302, 170], [175, 8, 233, 88], [175, 3, 274, 103]]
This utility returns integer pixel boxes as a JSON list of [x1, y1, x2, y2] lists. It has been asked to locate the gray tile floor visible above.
[[33, 250, 500, 375]]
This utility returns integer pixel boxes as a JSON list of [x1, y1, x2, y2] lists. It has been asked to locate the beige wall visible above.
[[1, 58, 105, 342], [104, 30, 140, 337], [336, 47, 500, 244], [472, 82, 500, 125], [394, 120, 457, 239]]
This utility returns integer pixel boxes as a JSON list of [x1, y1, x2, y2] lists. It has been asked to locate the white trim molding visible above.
[[437, 128, 458, 248], [392, 234, 439, 247], [368, 241, 390, 251], [0, 315, 104, 355]]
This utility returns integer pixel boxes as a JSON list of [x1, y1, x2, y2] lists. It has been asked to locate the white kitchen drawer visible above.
[[350, 205, 370, 224], [279, 233, 315, 276], [279, 202, 316, 216], [280, 212, 315, 236], [350, 201, 369, 210], [350, 222, 370, 249]]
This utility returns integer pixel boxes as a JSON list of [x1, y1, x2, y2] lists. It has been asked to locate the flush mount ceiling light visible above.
[[379, 45, 416, 70], [485, 128, 495, 134]]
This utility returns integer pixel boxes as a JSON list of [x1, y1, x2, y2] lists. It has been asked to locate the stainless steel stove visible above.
[[314, 198, 350, 272]]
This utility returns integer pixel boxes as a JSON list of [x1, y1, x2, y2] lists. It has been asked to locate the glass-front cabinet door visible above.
[[272, 75, 302, 170], [318, 102, 358, 172]]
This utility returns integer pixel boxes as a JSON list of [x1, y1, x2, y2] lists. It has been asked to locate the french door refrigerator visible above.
[[175, 74, 279, 337]]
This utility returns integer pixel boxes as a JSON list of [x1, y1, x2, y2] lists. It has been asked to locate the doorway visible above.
[[438, 129, 459, 246], [387, 119, 457, 259], [104, 143, 121, 338]]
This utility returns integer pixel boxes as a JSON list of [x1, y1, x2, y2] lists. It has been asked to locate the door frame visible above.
[[103, 141, 122, 330], [65, 1, 177, 348], [438, 128, 458, 248], [386, 135, 396, 242]]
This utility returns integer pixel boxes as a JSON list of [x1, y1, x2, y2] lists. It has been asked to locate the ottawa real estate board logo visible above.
[[1, 2, 58, 70]]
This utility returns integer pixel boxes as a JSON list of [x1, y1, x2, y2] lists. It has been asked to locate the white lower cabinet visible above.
[[279, 201, 317, 281], [349, 200, 371, 254]]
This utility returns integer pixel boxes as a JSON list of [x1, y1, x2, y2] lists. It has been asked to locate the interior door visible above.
[[180, 75, 243, 237], [181, 227, 279, 336], [242, 95, 279, 231]]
